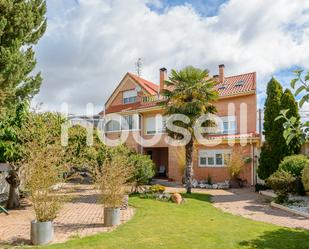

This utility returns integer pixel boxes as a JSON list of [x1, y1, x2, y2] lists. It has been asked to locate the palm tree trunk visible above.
[[185, 139, 194, 194]]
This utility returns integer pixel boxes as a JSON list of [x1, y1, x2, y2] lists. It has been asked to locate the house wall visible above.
[[194, 143, 253, 185], [104, 76, 258, 185], [108, 77, 149, 107], [168, 145, 185, 181], [104, 131, 141, 152], [215, 94, 257, 134]]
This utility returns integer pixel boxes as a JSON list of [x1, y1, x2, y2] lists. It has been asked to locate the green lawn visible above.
[[37, 193, 308, 249]]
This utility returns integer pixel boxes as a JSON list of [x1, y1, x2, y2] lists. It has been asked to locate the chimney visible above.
[[160, 67, 167, 93], [219, 64, 225, 83]]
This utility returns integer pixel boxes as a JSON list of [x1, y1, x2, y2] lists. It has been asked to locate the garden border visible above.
[[270, 201, 309, 219]]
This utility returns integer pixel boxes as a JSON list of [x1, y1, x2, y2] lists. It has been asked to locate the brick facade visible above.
[[103, 66, 260, 185]]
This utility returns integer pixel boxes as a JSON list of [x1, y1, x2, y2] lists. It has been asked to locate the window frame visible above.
[[214, 116, 237, 134], [145, 115, 167, 135], [105, 114, 140, 133], [123, 90, 137, 104], [198, 150, 231, 168]]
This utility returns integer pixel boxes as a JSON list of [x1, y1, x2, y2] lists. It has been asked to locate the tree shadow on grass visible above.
[[239, 228, 309, 249], [181, 193, 211, 202]]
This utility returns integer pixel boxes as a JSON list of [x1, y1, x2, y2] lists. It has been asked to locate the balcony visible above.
[[141, 95, 167, 104]]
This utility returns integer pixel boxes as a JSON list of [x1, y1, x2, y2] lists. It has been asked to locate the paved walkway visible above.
[[0, 184, 134, 246], [166, 186, 309, 230]]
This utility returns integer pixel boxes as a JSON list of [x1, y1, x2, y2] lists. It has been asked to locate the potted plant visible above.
[[97, 155, 134, 226], [226, 150, 246, 188], [20, 113, 64, 245]]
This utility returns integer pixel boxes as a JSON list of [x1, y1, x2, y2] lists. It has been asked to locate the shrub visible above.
[[302, 163, 309, 193], [278, 155, 309, 177], [129, 153, 155, 186], [266, 171, 296, 203], [149, 184, 165, 193], [254, 183, 269, 192]]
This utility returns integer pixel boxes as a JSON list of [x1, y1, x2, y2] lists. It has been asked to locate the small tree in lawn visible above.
[[162, 66, 218, 193]]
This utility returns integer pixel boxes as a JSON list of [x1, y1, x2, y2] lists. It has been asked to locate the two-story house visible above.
[[101, 65, 260, 185]]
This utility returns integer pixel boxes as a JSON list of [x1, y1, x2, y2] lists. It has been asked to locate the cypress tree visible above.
[[0, 0, 47, 113], [258, 79, 302, 180], [258, 78, 283, 179], [0, 0, 47, 209], [280, 89, 301, 154]]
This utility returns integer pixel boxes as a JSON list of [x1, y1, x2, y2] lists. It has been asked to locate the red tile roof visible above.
[[103, 71, 256, 115], [129, 71, 256, 97], [128, 73, 159, 95], [215, 72, 256, 96]]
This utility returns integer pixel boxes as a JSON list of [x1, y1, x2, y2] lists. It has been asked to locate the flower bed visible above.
[[191, 179, 229, 189], [285, 196, 309, 216]]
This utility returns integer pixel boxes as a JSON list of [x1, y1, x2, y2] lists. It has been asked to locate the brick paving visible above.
[[0, 184, 134, 246], [166, 185, 309, 230]]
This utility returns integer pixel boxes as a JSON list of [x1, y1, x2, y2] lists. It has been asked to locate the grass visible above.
[[33, 193, 309, 249]]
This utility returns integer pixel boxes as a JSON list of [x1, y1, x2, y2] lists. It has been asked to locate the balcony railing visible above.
[[141, 95, 167, 103]]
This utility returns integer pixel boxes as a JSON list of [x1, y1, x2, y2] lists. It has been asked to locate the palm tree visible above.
[[162, 66, 218, 194]]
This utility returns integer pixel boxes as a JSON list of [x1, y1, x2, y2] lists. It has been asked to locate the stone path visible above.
[[165, 186, 309, 230], [0, 184, 134, 246]]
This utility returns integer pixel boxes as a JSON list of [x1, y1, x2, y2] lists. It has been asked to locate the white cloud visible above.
[[34, 0, 309, 114]]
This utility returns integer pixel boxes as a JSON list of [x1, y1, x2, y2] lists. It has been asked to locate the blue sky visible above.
[[34, 0, 309, 115], [147, 0, 227, 16]]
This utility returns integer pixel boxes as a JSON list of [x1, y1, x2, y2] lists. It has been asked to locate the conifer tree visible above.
[[258, 78, 283, 179], [280, 89, 301, 155], [258, 79, 302, 180], [0, 0, 47, 112], [0, 0, 47, 209]]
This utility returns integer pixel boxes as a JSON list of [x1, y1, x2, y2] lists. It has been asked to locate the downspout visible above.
[[251, 141, 254, 186]]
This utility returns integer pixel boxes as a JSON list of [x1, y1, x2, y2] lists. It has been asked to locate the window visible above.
[[235, 80, 245, 86], [122, 115, 133, 130], [215, 154, 223, 165], [145, 115, 167, 135], [199, 150, 231, 167], [105, 114, 139, 132], [146, 117, 156, 134], [221, 116, 237, 134], [123, 90, 137, 104], [105, 119, 120, 132]]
